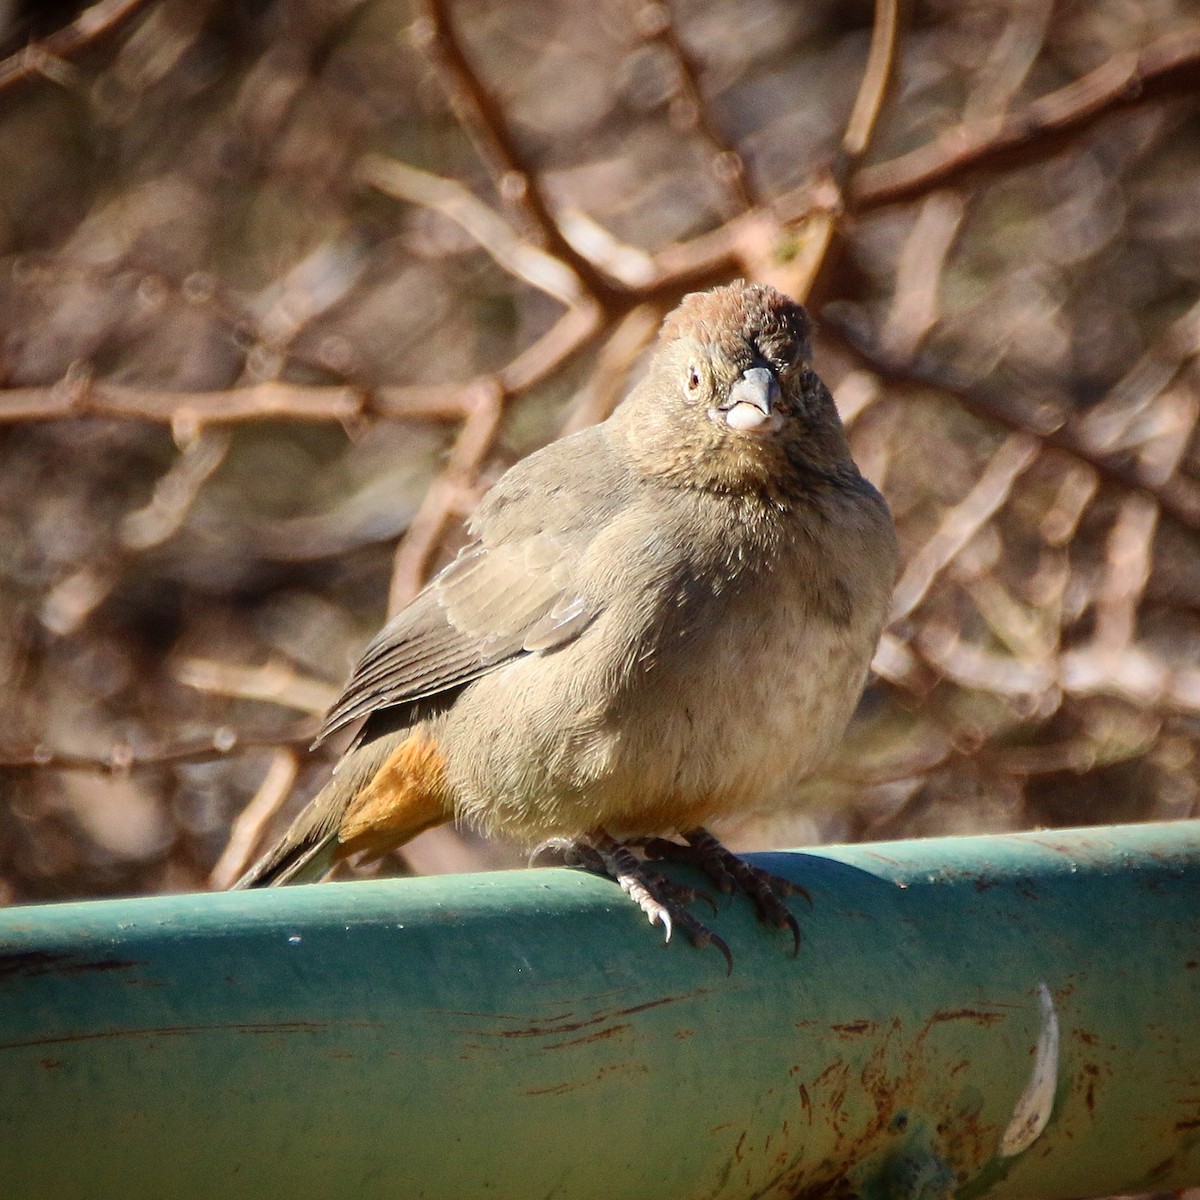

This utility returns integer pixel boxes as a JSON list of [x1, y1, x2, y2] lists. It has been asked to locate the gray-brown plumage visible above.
[[235, 281, 898, 957]]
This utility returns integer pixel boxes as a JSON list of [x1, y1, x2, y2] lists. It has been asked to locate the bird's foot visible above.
[[643, 827, 809, 955], [568, 831, 731, 973]]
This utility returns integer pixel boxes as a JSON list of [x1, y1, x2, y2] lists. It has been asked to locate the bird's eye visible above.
[[687, 366, 701, 391]]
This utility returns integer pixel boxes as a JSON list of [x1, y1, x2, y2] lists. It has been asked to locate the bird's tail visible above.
[[231, 729, 449, 889]]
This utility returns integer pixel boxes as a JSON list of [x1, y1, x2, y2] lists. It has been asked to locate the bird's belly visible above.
[[618, 607, 873, 823], [445, 597, 877, 842]]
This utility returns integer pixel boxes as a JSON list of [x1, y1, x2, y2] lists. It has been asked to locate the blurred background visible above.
[[1, 0, 1199, 904]]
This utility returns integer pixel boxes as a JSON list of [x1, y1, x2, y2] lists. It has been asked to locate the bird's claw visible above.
[[649, 828, 808, 956], [573, 832, 732, 972]]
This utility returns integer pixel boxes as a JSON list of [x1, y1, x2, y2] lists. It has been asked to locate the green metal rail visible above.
[[1, 822, 1198, 1200]]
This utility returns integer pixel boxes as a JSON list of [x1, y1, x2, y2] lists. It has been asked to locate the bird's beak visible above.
[[720, 366, 783, 432]]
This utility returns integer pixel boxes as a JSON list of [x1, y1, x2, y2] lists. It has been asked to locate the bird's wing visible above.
[[316, 427, 631, 744]]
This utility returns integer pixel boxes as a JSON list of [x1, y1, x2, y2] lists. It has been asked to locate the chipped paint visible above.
[[998, 983, 1059, 1157]]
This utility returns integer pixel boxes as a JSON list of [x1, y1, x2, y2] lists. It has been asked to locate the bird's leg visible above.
[[644, 827, 809, 955], [572, 831, 732, 972]]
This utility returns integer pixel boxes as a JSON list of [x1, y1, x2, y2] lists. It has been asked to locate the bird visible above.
[[234, 280, 898, 966]]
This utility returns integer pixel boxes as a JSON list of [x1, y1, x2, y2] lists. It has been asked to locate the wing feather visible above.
[[316, 427, 631, 744]]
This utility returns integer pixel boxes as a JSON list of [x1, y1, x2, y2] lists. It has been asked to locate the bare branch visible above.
[[174, 657, 341, 715], [0, 378, 366, 434], [208, 749, 300, 890], [0, 0, 155, 96], [359, 155, 586, 308], [560, 304, 660, 435], [850, 27, 1200, 212], [878, 191, 967, 359], [782, 0, 903, 301], [838, 0, 902, 178], [891, 432, 1041, 622], [0, 722, 320, 772], [409, 0, 621, 306], [635, 0, 756, 213], [387, 381, 504, 613], [822, 307, 1200, 532], [1092, 494, 1160, 656]]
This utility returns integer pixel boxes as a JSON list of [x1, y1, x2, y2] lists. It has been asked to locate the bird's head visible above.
[[614, 281, 852, 497]]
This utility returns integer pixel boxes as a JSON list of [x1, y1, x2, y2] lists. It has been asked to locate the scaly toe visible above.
[[577, 831, 733, 972]]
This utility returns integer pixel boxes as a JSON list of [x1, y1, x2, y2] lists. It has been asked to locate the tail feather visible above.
[[230, 728, 450, 890], [230, 821, 340, 889]]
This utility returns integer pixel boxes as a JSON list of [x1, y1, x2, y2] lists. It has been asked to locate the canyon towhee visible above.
[[236, 281, 898, 965]]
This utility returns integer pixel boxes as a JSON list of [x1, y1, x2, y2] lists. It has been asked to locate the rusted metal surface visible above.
[[1, 821, 1198, 1200]]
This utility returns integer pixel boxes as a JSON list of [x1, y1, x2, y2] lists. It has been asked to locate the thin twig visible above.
[[560, 303, 660, 435], [838, 0, 902, 178], [387, 380, 504, 613], [208, 749, 300, 890], [359, 155, 586, 308], [786, 0, 903, 300], [890, 432, 1041, 622], [822, 307, 1200, 531], [174, 658, 341, 715], [635, 0, 756, 213], [409, 0, 621, 306], [849, 27, 1200, 211], [0, 722, 320, 771], [0, 0, 156, 96]]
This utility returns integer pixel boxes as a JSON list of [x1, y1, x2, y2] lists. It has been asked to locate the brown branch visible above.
[[0, 721, 320, 772], [1, 303, 605, 433], [0, 378, 366, 433], [409, 0, 622, 306], [838, 0, 902, 180], [358, 155, 586, 308], [849, 27, 1200, 212], [560, 304, 661, 435], [635, 0, 756, 213], [822, 307, 1200, 532], [890, 432, 1041, 622], [208, 749, 300, 890], [782, 0, 903, 301], [0, 0, 156, 95], [387, 380, 505, 613], [174, 657, 341, 715]]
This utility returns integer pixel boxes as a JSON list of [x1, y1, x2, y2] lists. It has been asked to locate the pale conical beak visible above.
[[722, 366, 783, 431]]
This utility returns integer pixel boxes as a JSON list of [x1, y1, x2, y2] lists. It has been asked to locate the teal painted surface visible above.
[[1, 822, 1198, 1200]]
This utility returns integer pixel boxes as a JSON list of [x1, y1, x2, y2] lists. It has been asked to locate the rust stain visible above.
[[0, 1019, 381, 1054], [799, 1084, 813, 1124], [1175, 1118, 1200, 1132], [1075, 1060, 1109, 1117], [522, 1058, 650, 1097], [522, 1081, 577, 1097], [811, 1062, 847, 1088], [442, 1008, 575, 1021], [466, 990, 707, 1039], [490, 1018, 604, 1038], [928, 1007, 1006, 1026], [1075, 1030, 1099, 1045], [609, 992, 710, 1018], [39, 1058, 63, 1070], [0, 951, 145, 981], [543, 1023, 631, 1049], [1186, 961, 1198, 970], [831, 1020, 876, 1037]]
